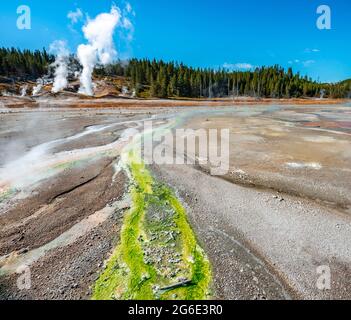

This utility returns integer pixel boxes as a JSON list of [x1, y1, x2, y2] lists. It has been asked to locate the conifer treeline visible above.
[[99, 59, 350, 99], [1, 48, 349, 98], [0, 47, 53, 80]]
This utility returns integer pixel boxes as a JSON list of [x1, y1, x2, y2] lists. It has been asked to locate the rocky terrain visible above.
[[0, 101, 351, 300]]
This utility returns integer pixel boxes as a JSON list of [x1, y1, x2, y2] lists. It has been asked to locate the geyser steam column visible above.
[[77, 6, 121, 96], [51, 40, 70, 93]]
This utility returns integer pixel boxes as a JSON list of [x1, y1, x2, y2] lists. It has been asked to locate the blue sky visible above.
[[0, 0, 350, 82]]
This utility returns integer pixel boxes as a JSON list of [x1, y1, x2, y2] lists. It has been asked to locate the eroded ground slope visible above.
[[0, 103, 351, 300]]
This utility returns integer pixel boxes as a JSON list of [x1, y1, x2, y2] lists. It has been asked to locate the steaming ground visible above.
[[0, 104, 351, 300]]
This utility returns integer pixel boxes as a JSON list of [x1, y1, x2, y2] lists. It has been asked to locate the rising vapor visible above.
[[50, 40, 70, 93], [32, 79, 43, 96], [77, 6, 121, 96]]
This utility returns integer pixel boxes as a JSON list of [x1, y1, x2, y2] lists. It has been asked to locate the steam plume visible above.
[[50, 40, 70, 93], [77, 6, 121, 96], [20, 85, 28, 97], [32, 79, 43, 96]]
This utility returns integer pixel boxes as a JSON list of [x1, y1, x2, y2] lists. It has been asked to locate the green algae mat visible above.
[[92, 153, 211, 300]]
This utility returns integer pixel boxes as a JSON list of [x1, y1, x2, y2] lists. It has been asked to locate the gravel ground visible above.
[[152, 163, 351, 300], [1, 105, 351, 300], [0, 110, 134, 300], [0, 209, 124, 300]]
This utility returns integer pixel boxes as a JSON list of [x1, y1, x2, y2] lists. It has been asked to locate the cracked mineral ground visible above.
[[1, 102, 351, 300]]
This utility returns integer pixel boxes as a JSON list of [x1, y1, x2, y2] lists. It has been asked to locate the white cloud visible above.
[[288, 59, 316, 67], [67, 8, 83, 24], [305, 48, 320, 53], [303, 60, 316, 67], [223, 62, 255, 70]]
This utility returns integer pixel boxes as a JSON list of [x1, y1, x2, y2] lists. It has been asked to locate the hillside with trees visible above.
[[1, 47, 350, 99], [98, 59, 351, 99], [0, 47, 53, 81]]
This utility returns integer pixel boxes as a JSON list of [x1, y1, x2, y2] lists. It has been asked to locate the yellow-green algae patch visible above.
[[92, 152, 211, 300]]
